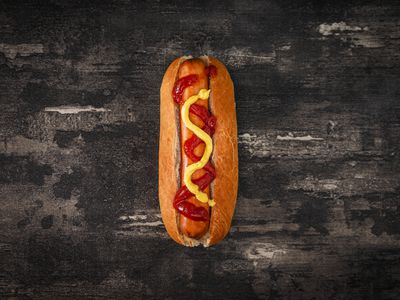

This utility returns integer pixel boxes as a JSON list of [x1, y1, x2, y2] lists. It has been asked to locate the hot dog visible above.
[[159, 56, 238, 247]]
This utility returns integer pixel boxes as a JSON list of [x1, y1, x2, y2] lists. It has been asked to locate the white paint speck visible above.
[[239, 133, 270, 157], [277, 133, 324, 141], [318, 22, 366, 36], [118, 220, 163, 227], [119, 215, 148, 221], [348, 161, 357, 167], [44, 105, 111, 114], [118, 213, 162, 227], [323, 184, 338, 190], [278, 45, 291, 51], [128, 221, 163, 227]]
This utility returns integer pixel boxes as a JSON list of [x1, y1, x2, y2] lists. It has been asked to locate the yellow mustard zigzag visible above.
[[181, 89, 215, 207]]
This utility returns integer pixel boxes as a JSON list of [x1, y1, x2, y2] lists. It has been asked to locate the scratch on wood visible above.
[[120, 221, 163, 227], [277, 133, 324, 141], [278, 45, 291, 51], [119, 215, 148, 221], [216, 47, 275, 67], [323, 183, 338, 190], [245, 242, 287, 260], [44, 106, 111, 114], [239, 133, 270, 157], [289, 177, 341, 192], [118, 213, 163, 227], [349, 33, 384, 48], [0, 43, 44, 59], [318, 22, 367, 36], [317, 22, 384, 48]]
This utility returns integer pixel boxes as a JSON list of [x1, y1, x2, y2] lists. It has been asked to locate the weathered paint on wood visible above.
[[1, 1, 400, 299]]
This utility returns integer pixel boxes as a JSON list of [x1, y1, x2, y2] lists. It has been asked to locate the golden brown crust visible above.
[[159, 56, 237, 247], [159, 57, 185, 246], [207, 56, 238, 246]]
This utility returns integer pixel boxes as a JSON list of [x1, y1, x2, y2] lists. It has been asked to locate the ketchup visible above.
[[173, 163, 216, 221], [173, 74, 198, 104], [172, 63, 217, 222]]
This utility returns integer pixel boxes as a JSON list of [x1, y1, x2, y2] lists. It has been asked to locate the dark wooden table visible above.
[[1, 1, 400, 299]]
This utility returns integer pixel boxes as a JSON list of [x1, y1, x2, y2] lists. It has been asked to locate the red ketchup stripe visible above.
[[173, 74, 198, 105], [173, 162, 216, 221], [172, 67, 217, 222]]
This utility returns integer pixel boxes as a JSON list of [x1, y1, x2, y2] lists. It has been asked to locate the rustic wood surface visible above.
[[1, 1, 400, 299]]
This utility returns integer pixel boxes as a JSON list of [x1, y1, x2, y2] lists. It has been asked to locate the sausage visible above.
[[177, 58, 210, 238]]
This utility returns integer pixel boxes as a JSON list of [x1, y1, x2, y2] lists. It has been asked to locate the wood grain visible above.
[[1, 0, 400, 299]]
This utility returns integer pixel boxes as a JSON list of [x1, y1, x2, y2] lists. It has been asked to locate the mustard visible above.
[[181, 89, 215, 207]]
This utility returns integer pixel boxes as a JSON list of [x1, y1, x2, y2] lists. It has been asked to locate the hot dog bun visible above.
[[159, 56, 238, 247]]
